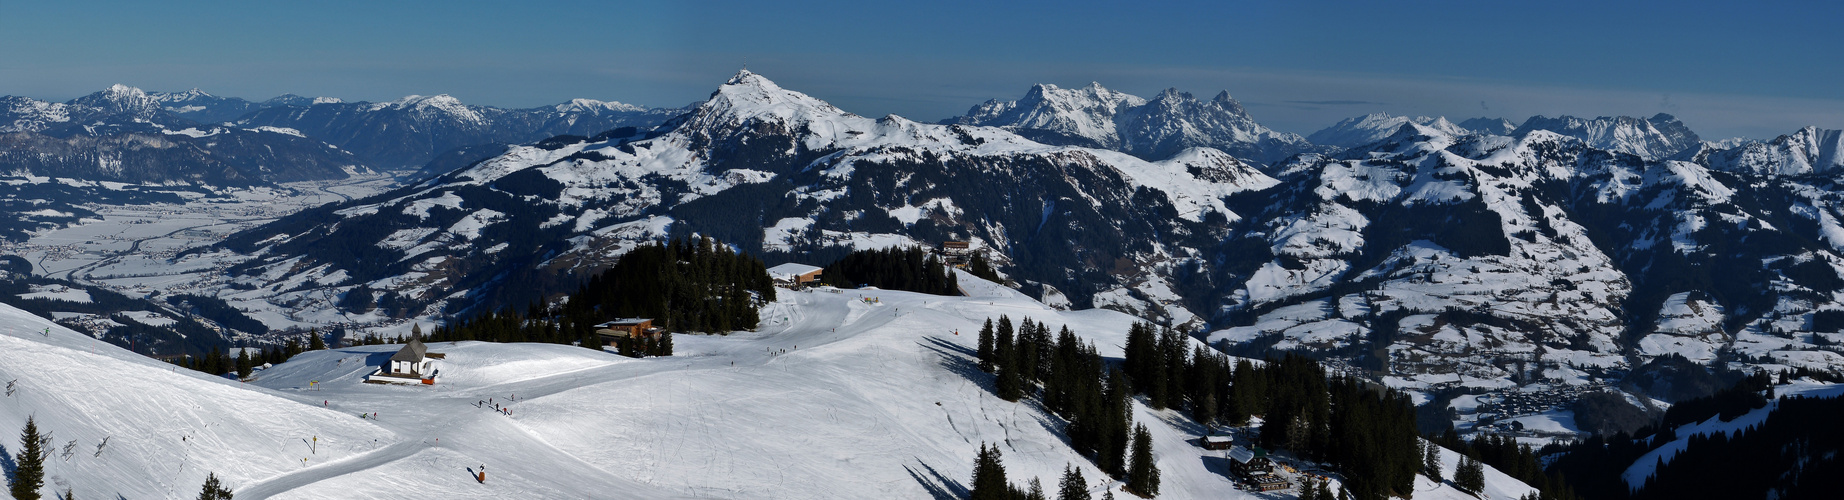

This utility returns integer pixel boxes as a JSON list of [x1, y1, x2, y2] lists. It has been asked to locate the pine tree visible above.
[[308, 328, 326, 351], [1058, 464, 1090, 500], [1126, 424, 1159, 497], [1099, 368, 1132, 476], [1455, 455, 1485, 494], [1424, 440, 1444, 483], [996, 316, 1023, 401], [196, 472, 232, 500], [657, 331, 674, 356], [235, 348, 253, 379], [1027, 478, 1047, 500], [971, 443, 1010, 500], [977, 318, 995, 372], [11, 416, 46, 500], [61, 487, 73, 500], [1300, 478, 1322, 500]]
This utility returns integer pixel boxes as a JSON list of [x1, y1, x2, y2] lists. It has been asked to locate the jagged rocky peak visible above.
[[951, 81, 1146, 149], [948, 80, 1314, 164], [1210, 90, 1248, 115], [1513, 113, 1701, 160]]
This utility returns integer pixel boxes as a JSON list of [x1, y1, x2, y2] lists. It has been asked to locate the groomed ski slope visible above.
[[3, 270, 1533, 499]]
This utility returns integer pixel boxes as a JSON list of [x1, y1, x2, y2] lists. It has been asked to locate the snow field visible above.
[[5, 265, 1541, 499], [0, 303, 395, 500]]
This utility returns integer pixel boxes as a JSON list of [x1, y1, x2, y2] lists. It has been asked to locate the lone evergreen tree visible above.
[[196, 471, 233, 500], [235, 348, 253, 379], [971, 443, 1010, 500], [308, 328, 326, 350], [1126, 424, 1159, 497], [977, 318, 995, 372], [1058, 464, 1090, 500], [11, 416, 45, 500], [1027, 478, 1046, 500]]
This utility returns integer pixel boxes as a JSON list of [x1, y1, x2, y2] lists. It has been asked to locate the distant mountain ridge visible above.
[[0, 85, 687, 184], [1306, 112, 1474, 149], [946, 82, 1323, 165], [235, 94, 686, 169], [1513, 113, 1702, 160]]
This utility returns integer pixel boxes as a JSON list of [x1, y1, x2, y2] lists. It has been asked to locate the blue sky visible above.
[[2, 0, 1838, 139]]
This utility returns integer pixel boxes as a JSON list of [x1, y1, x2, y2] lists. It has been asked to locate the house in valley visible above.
[[767, 263, 823, 287], [364, 336, 444, 385], [595, 318, 662, 343]]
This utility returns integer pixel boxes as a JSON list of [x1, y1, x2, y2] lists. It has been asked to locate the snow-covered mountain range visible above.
[[1512, 113, 1702, 160], [234, 94, 684, 169], [209, 70, 1273, 328], [0, 85, 686, 184], [0, 85, 363, 185], [946, 82, 1323, 165], [193, 71, 1844, 402]]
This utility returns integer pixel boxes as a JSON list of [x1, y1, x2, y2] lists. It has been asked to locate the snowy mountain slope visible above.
[[209, 70, 1279, 329], [241, 277, 1523, 499], [1, 269, 1542, 499], [1693, 126, 1844, 176], [0, 301, 395, 500], [1204, 124, 1844, 399], [1307, 113, 1473, 149], [1513, 113, 1701, 160], [948, 82, 1321, 165]]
